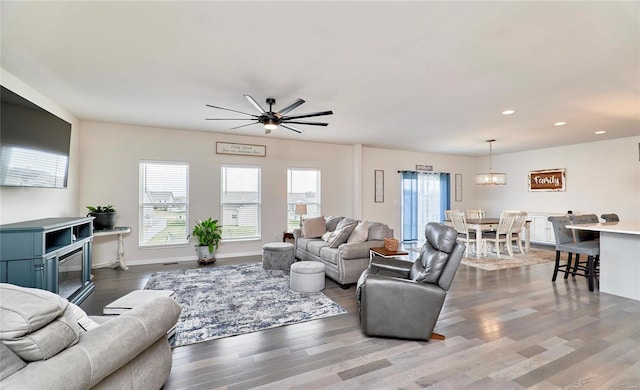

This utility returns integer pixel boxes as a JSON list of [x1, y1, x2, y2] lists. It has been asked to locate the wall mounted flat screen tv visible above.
[[1, 86, 71, 188]]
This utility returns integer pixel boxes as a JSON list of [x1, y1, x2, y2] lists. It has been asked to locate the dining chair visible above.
[[548, 216, 600, 291], [449, 211, 479, 257], [445, 209, 460, 221], [466, 209, 485, 219], [483, 212, 516, 257], [600, 213, 619, 222], [507, 211, 528, 255]]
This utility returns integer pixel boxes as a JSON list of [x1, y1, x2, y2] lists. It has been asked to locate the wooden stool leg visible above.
[[431, 333, 445, 340]]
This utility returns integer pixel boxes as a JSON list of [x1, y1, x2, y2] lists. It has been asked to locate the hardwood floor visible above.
[[80, 252, 640, 389]]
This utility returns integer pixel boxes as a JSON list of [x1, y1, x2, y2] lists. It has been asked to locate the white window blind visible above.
[[221, 165, 261, 240], [139, 161, 189, 247], [287, 168, 321, 232]]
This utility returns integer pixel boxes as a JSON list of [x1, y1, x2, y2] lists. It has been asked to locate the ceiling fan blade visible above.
[[283, 120, 329, 126], [206, 104, 258, 117], [244, 95, 266, 113], [230, 122, 259, 130], [205, 118, 256, 121], [280, 123, 304, 134], [283, 110, 333, 120], [277, 98, 305, 115]]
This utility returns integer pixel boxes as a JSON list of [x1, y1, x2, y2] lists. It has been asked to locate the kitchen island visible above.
[[568, 221, 640, 301]]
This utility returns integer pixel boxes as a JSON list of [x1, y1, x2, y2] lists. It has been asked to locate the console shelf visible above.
[[0, 217, 95, 304]]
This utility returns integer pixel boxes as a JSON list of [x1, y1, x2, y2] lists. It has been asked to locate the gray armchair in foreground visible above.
[[355, 222, 465, 341]]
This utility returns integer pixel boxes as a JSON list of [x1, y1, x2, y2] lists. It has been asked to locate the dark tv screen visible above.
[[1, 86, 71, 188]]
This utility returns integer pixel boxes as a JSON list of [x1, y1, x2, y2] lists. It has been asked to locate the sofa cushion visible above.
[[3, 303, 80, 361], [296, 237, 314, 251], [319, 247, 340, 265], [302, 217, 326, 238], [0, 343, 25, 380], [307, 240, 330, 256], [368, 222, 391, 240], [324, 216, 344, 232], [347, 220, 370, 244], [0, 283, 69, 339], [321, 231, 332, 242]]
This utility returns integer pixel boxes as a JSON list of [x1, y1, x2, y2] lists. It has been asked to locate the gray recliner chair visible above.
[[355, 222, 465, 341]]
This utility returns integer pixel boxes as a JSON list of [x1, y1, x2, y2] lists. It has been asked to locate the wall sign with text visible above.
[[528, 168, 566, 192], [216, 142, 266, 157]]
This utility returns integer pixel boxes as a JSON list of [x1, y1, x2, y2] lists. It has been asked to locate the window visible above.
[[401, 172, 450, 242], [139, 161, 189, 247], [287, 168, 321, 232], [221, 165, 261, 240]]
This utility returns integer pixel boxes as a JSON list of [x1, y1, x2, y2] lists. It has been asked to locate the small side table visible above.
[[93, 227, 132, 270], [369, 247, 409, 265], [283, 232, 294, 242]]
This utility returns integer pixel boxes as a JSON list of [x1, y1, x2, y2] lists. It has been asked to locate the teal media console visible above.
[[0, 217, 95, 304]]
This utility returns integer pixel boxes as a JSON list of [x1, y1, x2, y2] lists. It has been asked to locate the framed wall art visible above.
[[374, 170, 384, 203], [529, 168, 566, 192], [455, 174, 463, 202]]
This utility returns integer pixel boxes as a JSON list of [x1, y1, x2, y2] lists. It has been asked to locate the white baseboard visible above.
[[116, 250, 263, 267]]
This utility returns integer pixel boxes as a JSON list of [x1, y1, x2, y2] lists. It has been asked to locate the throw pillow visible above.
[[328, 221, 357, 248], [321, 231, 332, 242], [324, 216, 344, 232], [336, 217, 358, 231], [347, 220, 370, 243], [301, 216, 326, 238]]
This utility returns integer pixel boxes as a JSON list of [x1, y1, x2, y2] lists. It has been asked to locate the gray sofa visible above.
[[293, 216, 394, 287], [0, 283, 181, 389]]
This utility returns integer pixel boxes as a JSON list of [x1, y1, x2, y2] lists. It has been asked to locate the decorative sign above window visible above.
[[528, 168, 566, 192], [216, 142, 266, 157], [416, 164, 433, 172]]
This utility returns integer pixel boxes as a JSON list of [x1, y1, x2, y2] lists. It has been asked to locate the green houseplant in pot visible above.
[[191, 218, 222, 264], [86, 204, 117, 230]]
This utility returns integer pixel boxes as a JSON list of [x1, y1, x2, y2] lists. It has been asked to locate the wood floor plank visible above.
[[79, 248, 640, 389]]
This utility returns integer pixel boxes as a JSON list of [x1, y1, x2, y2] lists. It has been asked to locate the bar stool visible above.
[[548, 216, 600, 291]]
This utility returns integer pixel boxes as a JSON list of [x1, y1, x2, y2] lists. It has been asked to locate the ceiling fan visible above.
[[206, 95, 333, 134]]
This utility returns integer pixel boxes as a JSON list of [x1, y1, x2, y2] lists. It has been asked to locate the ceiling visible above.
[[1, 1, 638, 156]]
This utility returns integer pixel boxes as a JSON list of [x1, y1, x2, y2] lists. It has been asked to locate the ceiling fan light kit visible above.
[[476, 139, 507, 185], [206, 95, 333, 134]]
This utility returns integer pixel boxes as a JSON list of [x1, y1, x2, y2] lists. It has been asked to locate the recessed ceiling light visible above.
[[595, 130, 606, 135], [554, 121, 567, 126], [502, 109, 515, 115]]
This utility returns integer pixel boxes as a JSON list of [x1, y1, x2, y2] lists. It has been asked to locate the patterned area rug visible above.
[[144, 263, 346, 347], [408, 247, 556, 271]]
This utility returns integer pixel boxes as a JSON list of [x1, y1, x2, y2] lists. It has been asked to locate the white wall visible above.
[[79, 121, 356, 267], [360, 146, 477, 235], [477, 136, 640, 220], [0, 69, 80, 224]]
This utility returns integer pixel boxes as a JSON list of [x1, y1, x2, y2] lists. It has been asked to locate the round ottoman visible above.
[[262, 242, 295, 270], [290, 261, 326, 292]]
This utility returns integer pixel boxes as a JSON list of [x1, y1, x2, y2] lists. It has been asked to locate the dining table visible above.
[[447, 218, 531, 259]]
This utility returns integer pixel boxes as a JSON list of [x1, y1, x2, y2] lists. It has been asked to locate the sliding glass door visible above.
[[401, 172, 450, 242]]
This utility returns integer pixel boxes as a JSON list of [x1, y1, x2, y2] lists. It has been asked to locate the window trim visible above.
[[138, 160, 190, 248]]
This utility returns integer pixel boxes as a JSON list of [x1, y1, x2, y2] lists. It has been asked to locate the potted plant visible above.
[[86, 204, 117, 230], [191, 218, 222, 264]]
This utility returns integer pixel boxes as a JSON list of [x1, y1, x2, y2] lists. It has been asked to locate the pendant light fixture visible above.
[[475, 139, 507, 185]]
